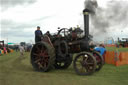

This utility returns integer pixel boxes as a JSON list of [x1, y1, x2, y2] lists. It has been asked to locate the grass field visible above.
[[106, 47, 128, 52], [0, 48, 128, 85]]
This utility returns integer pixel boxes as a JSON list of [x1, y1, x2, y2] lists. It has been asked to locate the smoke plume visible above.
[[85, 0, 98, 15], [84, 0, 128, 41]]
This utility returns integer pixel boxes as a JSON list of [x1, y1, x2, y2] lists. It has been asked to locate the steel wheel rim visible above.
[[31, 43, 49, 70], [93, 52, 103, 71], [74, 53, 96, 74]]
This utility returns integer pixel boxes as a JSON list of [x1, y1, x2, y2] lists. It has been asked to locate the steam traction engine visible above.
[[30, 8, 103, 75]]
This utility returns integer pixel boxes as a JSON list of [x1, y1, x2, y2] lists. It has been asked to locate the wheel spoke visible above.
[[43, 58, 49, 64], [86, 62, 94, 65], [34, 59, 41, 63], [40, 50, 49, 58], [43, 63, 47, 68], [38, 62, 43, 69], [84, 55, 88, 62], [40, 45, 45, 51], [35, 45, 41, 52], [93, 52, 103, 71], [41, 61, 47, 68], [33, 53, 40, 57], [85, 64, 91, 72], [31, 42, 55, 72], [73, 52, 97, 75]]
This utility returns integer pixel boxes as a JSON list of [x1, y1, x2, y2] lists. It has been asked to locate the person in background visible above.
[[94, 44, 106, 55], [3, 47, 7, 54], [15, 45, 19, 52], [35, 26, 43, 43], [24, 45, 27, 52], [19, 45, 25, 57], [94, 44, 106, 63], [0, 49, 2, 56]]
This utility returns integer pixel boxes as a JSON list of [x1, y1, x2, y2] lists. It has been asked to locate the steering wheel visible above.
[[57, 28, 70, 37]]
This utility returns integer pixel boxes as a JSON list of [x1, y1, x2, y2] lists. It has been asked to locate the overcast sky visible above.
[[0, 0, 128, 44]]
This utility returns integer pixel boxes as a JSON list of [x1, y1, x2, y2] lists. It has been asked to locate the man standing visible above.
[[19, 45, 25, 57], [35, 26, 43, 43]]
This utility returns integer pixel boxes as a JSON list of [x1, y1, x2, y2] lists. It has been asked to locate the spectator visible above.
[[15, 45, 19, 52], [94, 44, 106, 63], [94, 44, 106, 56], [19, 45, 25, 57], [0, 49, 2, 55], [3, 47, 7, 54]]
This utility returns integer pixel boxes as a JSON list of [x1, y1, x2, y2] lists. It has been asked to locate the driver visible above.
[[35, 26, 43, 43]]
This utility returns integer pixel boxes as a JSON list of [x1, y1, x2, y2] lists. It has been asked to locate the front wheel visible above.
[[73, 52, 96, 75]]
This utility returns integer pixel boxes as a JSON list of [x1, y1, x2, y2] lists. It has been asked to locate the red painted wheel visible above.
[[31, 42, 55, 72], [92, 51, 104, 71]]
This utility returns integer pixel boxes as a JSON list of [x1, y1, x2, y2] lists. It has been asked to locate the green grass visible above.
[[106, 47, 128, 52], [0, 51, 128, 85]]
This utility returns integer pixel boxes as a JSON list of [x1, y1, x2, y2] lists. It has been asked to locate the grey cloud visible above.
[[3, 29, 33, 37], [35, 15, 56, 21], [1, 28, 34, 43], [106, 1, 128, 27], [0, 14, 55, 39], [1, 19, 37, 39], [1, 19, 36, 30], [2, 29, 34, 43], [1, 15, 54, 31], [0, 0, 37, 11]]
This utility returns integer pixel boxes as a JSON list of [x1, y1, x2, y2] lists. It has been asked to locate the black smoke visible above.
[[84, 0, 128, 41], [85, 0, 98, 15]]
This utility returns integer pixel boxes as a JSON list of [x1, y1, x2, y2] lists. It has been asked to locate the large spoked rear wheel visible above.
[[73, 52, 96, 75], [92, 51, 104, 71], [31, 42, 55, 72]]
